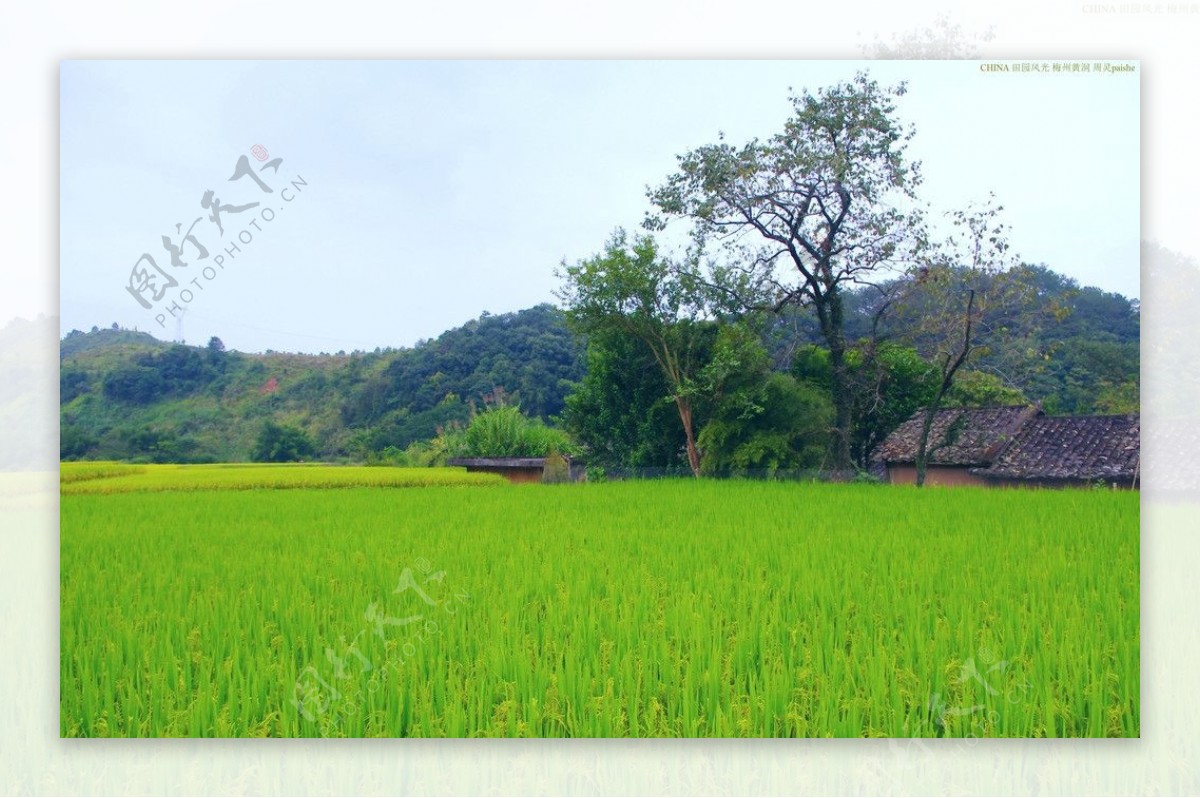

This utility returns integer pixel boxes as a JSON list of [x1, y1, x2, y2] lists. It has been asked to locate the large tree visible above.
[[556, 230, 716, 477], [696, 323, 833, 475], [647, 72, 926, 471], [791, 341, 939, 469], [561, 326, 698, 472]]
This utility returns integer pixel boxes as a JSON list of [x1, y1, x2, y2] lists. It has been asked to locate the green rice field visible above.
[[60, 462, 505, 493], [60, 463, 1139, 737]]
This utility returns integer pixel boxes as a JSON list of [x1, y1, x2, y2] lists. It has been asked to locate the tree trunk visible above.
[[914, 403, 939, 487], [674, 395, 702, 478], [818, 288, 855, 474], [827, 343, 855, 474], [915, 290, 976, 488]]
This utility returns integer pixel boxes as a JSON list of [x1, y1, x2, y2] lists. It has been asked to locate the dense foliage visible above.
[[560, 327, 690, 471], [252, 421, 317, 463], [695, 325, 834, 475], [557, 230, 719, 476], [59, 264, 1137, 468], [806, 264, 1139, 417], [646, 73, 926, 470], [59, 305, 582, 464], [443, 405, 578, 459]]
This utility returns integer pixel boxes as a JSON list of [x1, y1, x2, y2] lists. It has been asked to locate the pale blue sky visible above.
[[60, 60, 1139, 353]]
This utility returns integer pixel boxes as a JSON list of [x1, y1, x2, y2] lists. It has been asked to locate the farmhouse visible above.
[[447, 455, 586, 484], [972, 413, 1140, 488], [874, 405, 1140, 489], [873, 405, 1040, 487]]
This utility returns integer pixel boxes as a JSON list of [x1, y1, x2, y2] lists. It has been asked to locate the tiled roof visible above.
[[973, 414, 1140, 482], [447, 456, 581, 468], [873, 405, 1041, 466]]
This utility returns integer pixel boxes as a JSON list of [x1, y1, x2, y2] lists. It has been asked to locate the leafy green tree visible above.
[[557, 229, 717, 476], [100, 345, 222, 402], [1093, 380, 1139, 415], [252, 421, 316, 462], [1038, 336, 1139, 415], [849, 343, 940, 467], [647, 72, 926, 470], [943, 370, 1027, 408], [697, 324, 833, 474], [790, 342, 938, 468], [205, 336, 229, 372], [102, 365, 165, 404], [60, 367, 92, 403], [561, 326, 699, 472], [119, 425, 207, 464], [930, 262, 1070, 407], [699, 373, 833, 474]]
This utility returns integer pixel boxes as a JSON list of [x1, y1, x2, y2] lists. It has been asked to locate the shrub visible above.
[[445, 406, 577, 458], [61, 424, 98, 459], [251, 421, 317, 463]]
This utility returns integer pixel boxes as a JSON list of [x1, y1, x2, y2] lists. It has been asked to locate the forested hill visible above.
[[60, 266, 1139, 464], [60, 305, 584, 463], [763, 264, 1140, 416]]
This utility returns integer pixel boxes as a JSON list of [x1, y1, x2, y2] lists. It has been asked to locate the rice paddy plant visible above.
[[59, 461, 147, 484], [60, 463, 505, 495], [60, 476, 1138, 737]]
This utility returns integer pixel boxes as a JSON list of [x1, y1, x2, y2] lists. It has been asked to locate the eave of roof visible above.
[[447, 457, 548, 468], [873, 404, 1041, 467], [971, 414, 1140, 481]]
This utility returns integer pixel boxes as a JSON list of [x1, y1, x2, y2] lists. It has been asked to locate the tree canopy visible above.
[[252, 421, 316, 463], [646, 72, 927, 469], [557, 230, 718, 476]]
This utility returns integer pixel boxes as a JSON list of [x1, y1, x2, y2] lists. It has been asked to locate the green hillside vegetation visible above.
[[59, 267, 1138, 468], [60, 305, 583, 464], [562, 260, 1139, 475], [764, 264, 1140, 417]]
